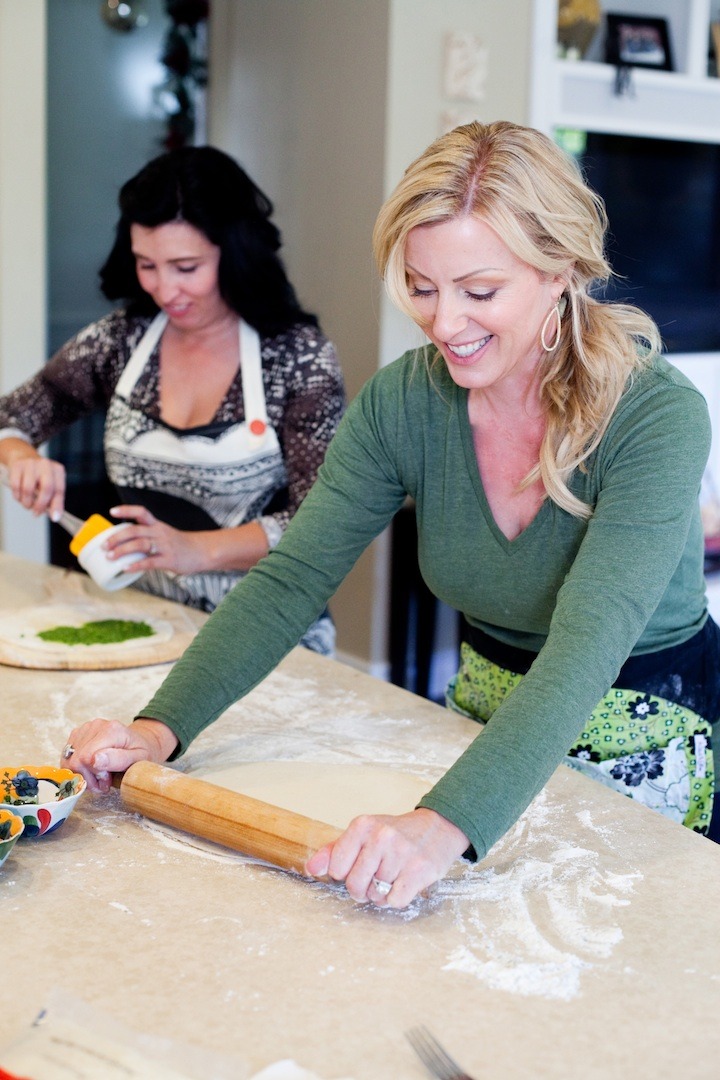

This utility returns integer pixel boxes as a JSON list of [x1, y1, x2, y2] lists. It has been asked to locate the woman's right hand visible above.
[[60, 718, 179, 794], [1, 444, 66, 521]]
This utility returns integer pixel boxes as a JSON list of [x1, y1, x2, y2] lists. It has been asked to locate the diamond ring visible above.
[[62, 743, 75, 760], [372, 877, 392, 896]]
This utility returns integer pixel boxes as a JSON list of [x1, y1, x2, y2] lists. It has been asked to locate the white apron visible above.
[[104, 313, 286, 612]]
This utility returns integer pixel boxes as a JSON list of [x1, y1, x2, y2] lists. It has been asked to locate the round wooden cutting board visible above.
[[0, 600, 198, 670]]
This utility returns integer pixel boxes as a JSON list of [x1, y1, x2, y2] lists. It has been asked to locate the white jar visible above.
[[70, 517, 144, 591]]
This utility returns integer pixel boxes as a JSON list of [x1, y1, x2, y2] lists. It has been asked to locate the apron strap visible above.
[[240, 320, 268, 439], [114, 313, 168, 400]]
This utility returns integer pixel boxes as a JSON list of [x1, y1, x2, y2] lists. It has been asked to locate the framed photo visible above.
[[605, 14, 674, 72], [712, 23, 720, 78]]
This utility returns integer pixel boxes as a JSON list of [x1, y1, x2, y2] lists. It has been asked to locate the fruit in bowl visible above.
[[0, 765, 86, 837], [0, 807, 24, 865]]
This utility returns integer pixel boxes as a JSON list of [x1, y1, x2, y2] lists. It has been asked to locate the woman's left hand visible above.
[[104, 505, 270, 574], [104, 505, 207, 575], [305, 807, 470, 908]]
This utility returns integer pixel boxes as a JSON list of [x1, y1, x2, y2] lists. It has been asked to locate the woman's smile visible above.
[[446, 334, 493, 362]]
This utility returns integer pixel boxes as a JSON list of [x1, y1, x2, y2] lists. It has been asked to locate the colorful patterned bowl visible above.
[[0, 766, 86, 838], [0, 808, 24, 866]]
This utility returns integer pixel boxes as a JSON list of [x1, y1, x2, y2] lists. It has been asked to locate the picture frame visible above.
[[605, 14, 674, 72], [712, 22, 720, 78]]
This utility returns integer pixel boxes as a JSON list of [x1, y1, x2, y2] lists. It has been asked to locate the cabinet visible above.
[[529, 0, 720, 143]]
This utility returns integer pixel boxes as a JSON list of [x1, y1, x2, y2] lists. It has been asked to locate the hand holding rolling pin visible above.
[[62, 717, 178, 794], [305, 808, 470, 908]]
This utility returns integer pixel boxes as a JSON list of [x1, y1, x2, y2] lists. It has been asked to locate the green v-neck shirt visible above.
[[140, 346, 711, 859]]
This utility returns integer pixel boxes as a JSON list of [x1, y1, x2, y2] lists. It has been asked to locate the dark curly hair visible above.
[[99, 145, 317, 336]]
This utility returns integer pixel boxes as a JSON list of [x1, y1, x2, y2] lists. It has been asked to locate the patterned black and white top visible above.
[[0, 308, 345, 548]]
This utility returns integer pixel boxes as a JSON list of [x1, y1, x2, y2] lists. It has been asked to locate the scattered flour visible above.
[[108, 901, 133, 915], [135, 750, 641, 1002], [434, 790, 642, 1001], [37, 664, 641, 1004], [141, 818, 267, 865]]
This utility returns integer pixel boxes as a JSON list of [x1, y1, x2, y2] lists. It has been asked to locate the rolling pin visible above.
[[118, 760, 343, 874]]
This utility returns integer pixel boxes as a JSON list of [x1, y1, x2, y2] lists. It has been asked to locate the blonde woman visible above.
[[64, 122, 720, 907]]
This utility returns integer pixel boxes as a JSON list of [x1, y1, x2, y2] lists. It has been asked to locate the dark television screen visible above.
[[578, 132, 720, 353]]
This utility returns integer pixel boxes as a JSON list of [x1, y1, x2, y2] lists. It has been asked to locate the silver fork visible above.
[[405, 1026, 475, 1080]]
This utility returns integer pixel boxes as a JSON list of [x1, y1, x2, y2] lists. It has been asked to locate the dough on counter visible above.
[[0, 603, 173, 656], [195, 761, 432, 829]]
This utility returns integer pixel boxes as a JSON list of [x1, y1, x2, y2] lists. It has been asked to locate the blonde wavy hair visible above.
[[372, 120, 662, 519]]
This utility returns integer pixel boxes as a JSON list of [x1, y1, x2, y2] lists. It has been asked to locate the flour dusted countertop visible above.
[[1, 553, 720, 1079]]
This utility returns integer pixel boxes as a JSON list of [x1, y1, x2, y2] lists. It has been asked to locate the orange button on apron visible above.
[[249, 419, 266, 436]]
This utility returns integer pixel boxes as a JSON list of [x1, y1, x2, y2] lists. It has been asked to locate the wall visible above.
[[209, 0, 534, 677], [209, 0, 391, 674], [47, 0, 167, 353], [0, 0, 47, 561], [380, 0, 534, 371]]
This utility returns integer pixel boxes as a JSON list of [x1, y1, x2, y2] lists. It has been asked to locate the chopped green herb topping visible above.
[[38, 619, 155, 646]]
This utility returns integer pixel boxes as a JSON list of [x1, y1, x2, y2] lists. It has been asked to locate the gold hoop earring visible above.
[[541, 303, 562, 352]]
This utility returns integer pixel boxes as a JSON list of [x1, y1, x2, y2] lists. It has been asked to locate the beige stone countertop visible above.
[[1, 553, 720, 1079]]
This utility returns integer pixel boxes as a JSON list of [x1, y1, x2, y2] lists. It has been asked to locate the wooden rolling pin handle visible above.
[[118, 760, 342, 875]]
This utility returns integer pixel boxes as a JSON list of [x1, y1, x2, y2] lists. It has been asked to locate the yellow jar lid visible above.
[[69, 513, 113, 556]]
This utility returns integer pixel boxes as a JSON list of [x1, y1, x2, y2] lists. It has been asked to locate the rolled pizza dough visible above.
[[0, 603, 173, 655], [195, 761, 432, 829], [0, 602, 179, 669]]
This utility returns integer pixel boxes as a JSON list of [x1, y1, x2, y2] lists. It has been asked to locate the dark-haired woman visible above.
[[0, 147, 344, 650]]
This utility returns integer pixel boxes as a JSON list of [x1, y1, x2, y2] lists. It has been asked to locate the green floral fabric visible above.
[[447, 642, 714, 834]]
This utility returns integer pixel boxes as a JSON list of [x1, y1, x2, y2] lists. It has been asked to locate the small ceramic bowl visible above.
[[0, 808, 24, 866], [0, 766, 86, 838]]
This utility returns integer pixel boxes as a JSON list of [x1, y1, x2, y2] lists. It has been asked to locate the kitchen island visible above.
[[1, 552, 719, 1079]]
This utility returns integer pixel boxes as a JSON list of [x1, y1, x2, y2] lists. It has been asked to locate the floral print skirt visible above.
[[447, 641, 714, 835]]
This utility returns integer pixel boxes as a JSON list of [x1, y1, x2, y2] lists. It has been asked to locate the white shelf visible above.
[[531, 0, 720, 143], [553, 59, 720, 144]]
